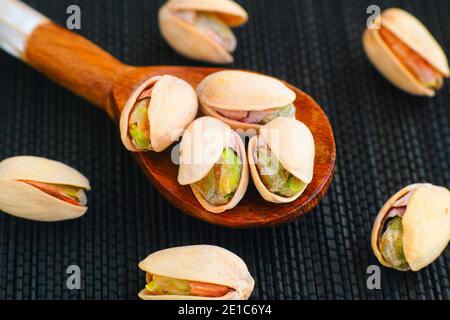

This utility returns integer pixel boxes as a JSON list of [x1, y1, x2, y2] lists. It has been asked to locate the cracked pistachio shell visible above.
[[177, 116, 248, 213], [0, 156, 90, 221], [120, 75, 198, 152], [138, 245, 255, 300], [371, 183, 450, 271], [159, 0, 248, 64], [197, 70, 296, 131], [363, 8, 450, 96], [248, 117, 314, 203]]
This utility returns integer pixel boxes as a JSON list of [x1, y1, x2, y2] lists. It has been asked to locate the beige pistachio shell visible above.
[[177, 116, 248, 213], [382, 8, 449, 76], [159, 0, 247, 64], [0, 156, 90, 221], [371, 183, 450, 271], [178, 116, 232, 185], [120, 75, 198, 152], [0, 156, 90, 188], [260, 117, 314, 183], [138, 245, 255, 300], [197, 71, 296, 130], [363, 8, 449, 96]]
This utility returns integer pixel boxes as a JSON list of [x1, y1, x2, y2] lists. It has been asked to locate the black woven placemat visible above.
[[0, 0, 449, 300]]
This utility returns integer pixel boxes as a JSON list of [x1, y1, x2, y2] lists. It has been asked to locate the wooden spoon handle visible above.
[[0, 0, 131, 116], [25, 22, 129, 112]]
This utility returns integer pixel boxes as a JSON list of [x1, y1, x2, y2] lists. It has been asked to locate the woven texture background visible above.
[[0, 0, 449, 300]]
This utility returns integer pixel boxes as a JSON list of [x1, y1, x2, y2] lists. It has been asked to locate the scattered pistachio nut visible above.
[[159, 0, 248, 64], [120, 75, 198, 152], [248, 117, 315, 203], [197, 70, 296, 131], [371, 183, 450, 271], [138, 245, 255, 300], [0, 156, 91, 221], [363, 8, 449, 96], [177, 116, 248, 213]]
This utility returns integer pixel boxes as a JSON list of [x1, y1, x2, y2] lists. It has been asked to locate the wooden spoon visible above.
[[0, 0, 335, 228]]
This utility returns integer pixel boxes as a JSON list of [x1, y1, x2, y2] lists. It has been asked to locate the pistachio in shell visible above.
[[177, 116, 248, 213], [159, 0, 248, 64], [371, 183, 450, 271], [196, 70, 296, 131], [248, 117, 314, 204], [0, 156, 91, 221], [138, 245, 255, 300], [120, 75, 198, 153], [363, 8, 449, 96]]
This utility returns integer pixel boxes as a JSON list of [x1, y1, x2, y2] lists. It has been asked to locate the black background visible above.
[[0, 0, 449, 300]]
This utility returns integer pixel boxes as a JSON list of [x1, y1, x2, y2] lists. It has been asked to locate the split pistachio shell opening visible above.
[[159, 0, 248, 64], [138, 245, 255, 300], [0, 156, 91, 222], [197, 71, 297, 131], [248, 117, 315, 204], [177, 116, 248, 213], [120, 75, 198, 152], [371, 183, 450, 271], [363, 8, 450, 96]]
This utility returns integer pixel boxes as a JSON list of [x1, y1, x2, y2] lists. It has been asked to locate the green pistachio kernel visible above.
[[257, 147, 289, 190], [218, 148, 242, 198], [57, 185, 87, 205], [129, 98, 151, 150], [277, 175, 306, 197], [256, 147, 305, 197], [193, 148, 242, 206], [260, 103, 296, 124], [146, 275, 191, 296], [380, 217, 410, 271]]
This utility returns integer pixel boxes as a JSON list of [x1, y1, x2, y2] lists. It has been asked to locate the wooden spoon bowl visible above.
[[20, 21, 335, 228]]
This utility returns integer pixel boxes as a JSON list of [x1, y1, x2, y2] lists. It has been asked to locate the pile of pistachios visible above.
[[129, 3, 450, 293], [118, 68, 315, 213]]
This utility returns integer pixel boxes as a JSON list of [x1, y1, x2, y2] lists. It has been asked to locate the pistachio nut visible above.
[[138, 245, 255, 300], [159, 0, 248, 64], [120, 75, 198, 152], [0, 156, 91, 221], [248, 117, 314, 203], [177, 116, 248, 213], [197, 71, 296, 131], [363, 8, 449, 96], [371, 183, 450, 271]]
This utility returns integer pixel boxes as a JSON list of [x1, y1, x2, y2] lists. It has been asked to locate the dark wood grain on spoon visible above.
[[24, 22, 336, 228]]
